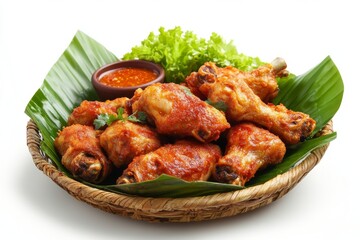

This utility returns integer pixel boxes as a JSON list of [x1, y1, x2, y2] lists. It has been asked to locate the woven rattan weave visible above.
[[26, 120, 332, 222]]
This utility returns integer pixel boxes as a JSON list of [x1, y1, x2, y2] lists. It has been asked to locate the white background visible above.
[[1, 0, 358, 239]]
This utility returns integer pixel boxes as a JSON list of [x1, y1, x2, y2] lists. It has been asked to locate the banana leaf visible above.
[[25, 31, 118, 172], [97, 174, 245, 198], [273, 56, 344, 135], [25, 30, 344, 198]]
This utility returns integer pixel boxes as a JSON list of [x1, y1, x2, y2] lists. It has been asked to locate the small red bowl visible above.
[[92, 60, 165, 100]]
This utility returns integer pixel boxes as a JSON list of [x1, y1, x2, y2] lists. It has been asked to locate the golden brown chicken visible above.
[[185, 58, 287, 102], [186, 62, 316, 145], [129, 83, 230, 142], [212, 123, 286, 186], [99, 120, 162, 168], [67, 97, 128, 126], [117, 140, 222, 184], [54, 124, 112, 183]]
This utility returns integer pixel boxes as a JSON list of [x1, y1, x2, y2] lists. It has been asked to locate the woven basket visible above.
[[26, 120, 333, 222]]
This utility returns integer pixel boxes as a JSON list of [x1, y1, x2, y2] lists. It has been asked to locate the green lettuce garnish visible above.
[[123, 26, 264, 83]]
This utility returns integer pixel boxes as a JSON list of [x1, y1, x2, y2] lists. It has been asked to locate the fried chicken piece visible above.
[[212, 123, 286, 186], [117, 140, 221, 184], [187, 62, 316, 145], [129, 83, 230, 142], [67, 97, 129, 126], [54, 124, 112, 183], [99, 120, 162, 168], [185, 58, 287, 102]]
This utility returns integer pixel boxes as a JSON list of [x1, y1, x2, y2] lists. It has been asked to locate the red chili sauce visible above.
[[99, 67, 158, 87]]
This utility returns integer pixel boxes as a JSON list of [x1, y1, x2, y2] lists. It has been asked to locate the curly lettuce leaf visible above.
[[123, 26, 264, 83]]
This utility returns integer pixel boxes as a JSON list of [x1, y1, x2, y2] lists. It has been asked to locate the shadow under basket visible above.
[[26, 120, 333, 223]]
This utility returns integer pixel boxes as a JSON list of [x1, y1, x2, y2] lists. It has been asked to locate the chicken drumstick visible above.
[[212, 123, 286, 186], [185, 62, 316, 145], [129, 83, 230, 142]]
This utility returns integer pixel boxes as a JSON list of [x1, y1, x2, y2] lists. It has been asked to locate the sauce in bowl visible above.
[[99, 68, 158, 87], [92, 60, 165, 100]]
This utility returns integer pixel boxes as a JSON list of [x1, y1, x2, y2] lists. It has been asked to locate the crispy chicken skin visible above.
[[54, 124, 112, 183], [185, 58, 287, 102], [187, 62, 316, 145], [99, 120, 162, 168], [212, 123, 286, 186], [117, 140, 222, 184], [67, 97, 129, 126], [129, 83, 230, 142]]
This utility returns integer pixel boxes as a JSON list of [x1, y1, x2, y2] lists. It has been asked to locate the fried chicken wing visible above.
[[212, 123, 286, 186], [117, 140, 221, 184], [130, 83, 230, 142], [185, 58, 287, 102], [67, 97, 129, 126], [187, 62, 316, 145], [54, 124, 112, 183], [99, 120, 162, 168]]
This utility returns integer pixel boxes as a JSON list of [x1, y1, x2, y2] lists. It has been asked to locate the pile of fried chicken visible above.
[[54, 59, 316, 187]]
